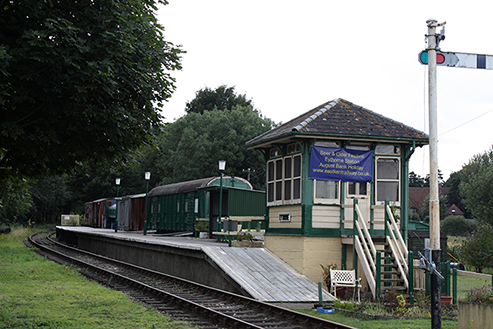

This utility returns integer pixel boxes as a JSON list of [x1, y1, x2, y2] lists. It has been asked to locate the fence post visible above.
[[453, 268, 457, 305]]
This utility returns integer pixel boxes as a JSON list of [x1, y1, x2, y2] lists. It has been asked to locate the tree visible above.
[[0, 0, 182, 180], [409, 171, 427, 187], [158, 106, 275, 189], [459, 222, 493, 273], [0, 179, 33, 225], [459, 147, 493, 225], [440, 215, 477, 237], [185, 85, 252, 114], [443, 171, 471, 218]]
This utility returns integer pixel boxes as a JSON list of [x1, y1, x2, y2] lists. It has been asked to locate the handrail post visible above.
[[353, 199, 358, 276], [409, 251, 414, 305], [376, 250, 381, 302]]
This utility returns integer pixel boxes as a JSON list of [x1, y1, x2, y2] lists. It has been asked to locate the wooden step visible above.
[[381, 271, 401, 276], [381, 278, 405, 283], [381, 286, 407, 291]]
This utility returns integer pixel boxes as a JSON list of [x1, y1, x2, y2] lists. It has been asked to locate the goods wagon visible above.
[[83, 198, 116, 228], [115, 193, 146, 231], [147, 176, 266, 235]]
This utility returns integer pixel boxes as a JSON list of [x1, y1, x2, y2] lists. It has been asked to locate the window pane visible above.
[[293, 155, 301, 177], [284, 181, 291, 200], [268, 183, 274, 202], [316, 180, 338, 199], [377, 182, 399, 201], [275, 181, 282, 200], [377, 159, 399, 179], [284, 157, 292, 179], [268, 162, 274, 181], [293, 179, 301, 199], [359, 183, 367, 195], [375, 145, 400, 154], [276, 160, 283, 180], [348, 182, 356, 195]]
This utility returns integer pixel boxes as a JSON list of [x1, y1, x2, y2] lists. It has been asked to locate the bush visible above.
[[441, 215, 477, 236], [465, 285, 493, 303], [459, 222, 493, 273]]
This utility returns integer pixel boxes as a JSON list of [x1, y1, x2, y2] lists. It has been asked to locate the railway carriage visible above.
[[147, 176, 266, 234]]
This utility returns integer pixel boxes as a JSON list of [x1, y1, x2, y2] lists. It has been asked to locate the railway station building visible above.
[[246, 98, 428, 298]]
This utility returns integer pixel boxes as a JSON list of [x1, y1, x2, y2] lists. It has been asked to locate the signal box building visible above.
[[246, 98, 428, 298]]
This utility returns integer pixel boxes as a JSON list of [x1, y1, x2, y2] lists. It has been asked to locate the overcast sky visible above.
[[157, 1, 493, 181]]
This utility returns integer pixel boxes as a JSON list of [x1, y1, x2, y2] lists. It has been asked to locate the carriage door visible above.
[[343, 182, 371, 232]]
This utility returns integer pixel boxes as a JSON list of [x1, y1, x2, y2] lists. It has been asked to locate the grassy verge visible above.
[[0, 228, 192, 329], [293, 309, 458, 329]]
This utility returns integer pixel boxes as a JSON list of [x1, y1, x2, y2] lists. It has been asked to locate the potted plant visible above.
[[195, 221, 209, 239]]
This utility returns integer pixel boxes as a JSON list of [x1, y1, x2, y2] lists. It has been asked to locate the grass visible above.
[[294, 309, 458, 329], [0, 227, 192, 329]]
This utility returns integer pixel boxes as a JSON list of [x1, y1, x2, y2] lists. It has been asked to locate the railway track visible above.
[[29, 231, 356, 329]]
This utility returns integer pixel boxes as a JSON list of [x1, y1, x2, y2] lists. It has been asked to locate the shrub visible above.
[[465, 285, 493, 303], [459, 222, 493, 273], [441, 215, 477, 236]]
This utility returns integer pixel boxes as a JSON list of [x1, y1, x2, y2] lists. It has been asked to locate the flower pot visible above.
[[199, 232, 209, 239], [441, 295, 453, 305]]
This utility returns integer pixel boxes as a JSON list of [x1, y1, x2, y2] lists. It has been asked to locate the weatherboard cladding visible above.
[[246, 98, 428, 147]]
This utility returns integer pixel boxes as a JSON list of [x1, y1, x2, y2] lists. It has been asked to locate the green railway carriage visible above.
[[147, 176, 266, 234]]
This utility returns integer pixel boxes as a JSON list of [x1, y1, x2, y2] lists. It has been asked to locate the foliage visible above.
[[443, 171, 472, 218], [409, 171, 429, 187], [29, 176, 71, 224], [0, 0, 182, 181], [409, 170, 444, 187], [185, 85, 253, 114], [157, 106, 275, 189], [422, 194, 448, 222], [236, 232, 253, 242], [465, 285, 493, 303], [0, 228, 191, 329], [194, 221, 209, 232], [458, 222, 493, 273], [440, 215, 477, 236], [459, 147, 493, 225], [320, 263, 337, 289], [0, 178, 33, 225]]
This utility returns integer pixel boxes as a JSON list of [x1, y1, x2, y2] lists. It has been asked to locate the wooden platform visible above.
[[56, 226, 335, 303], [203, 246, 334, 302]]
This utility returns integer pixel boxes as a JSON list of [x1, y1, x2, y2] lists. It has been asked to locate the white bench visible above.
[[330, 269, 362, 302]]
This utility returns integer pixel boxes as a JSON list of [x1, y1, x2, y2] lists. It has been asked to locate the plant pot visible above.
[[199, 232, 209, 239], [441, 295, 453, 305]]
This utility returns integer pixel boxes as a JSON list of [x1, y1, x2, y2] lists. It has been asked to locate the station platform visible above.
[[56, 226, 335, 303]]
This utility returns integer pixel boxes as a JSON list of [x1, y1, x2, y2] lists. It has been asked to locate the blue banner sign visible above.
[[309, 146, 373, 182]]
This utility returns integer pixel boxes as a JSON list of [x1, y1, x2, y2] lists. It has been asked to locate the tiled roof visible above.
[[246, 98, 428, 147], [409, 186, 450, 215]]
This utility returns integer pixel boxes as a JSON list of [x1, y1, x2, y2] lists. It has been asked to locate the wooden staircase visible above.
[[353, 201, 411, 300]]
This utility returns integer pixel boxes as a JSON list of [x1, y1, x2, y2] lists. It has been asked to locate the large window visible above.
[[267, 154, 302, 205], [376, 157, 400, 203], [314, 180, 339, 203]]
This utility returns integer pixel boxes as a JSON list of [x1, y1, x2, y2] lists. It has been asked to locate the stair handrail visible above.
[[354, 219, 376, 274], [385, 204, 408, 256], [386, 235, 409, 289], [355, 204, 377, 259], [355, 235, 377, 300], [386, 221, 409, 274]]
